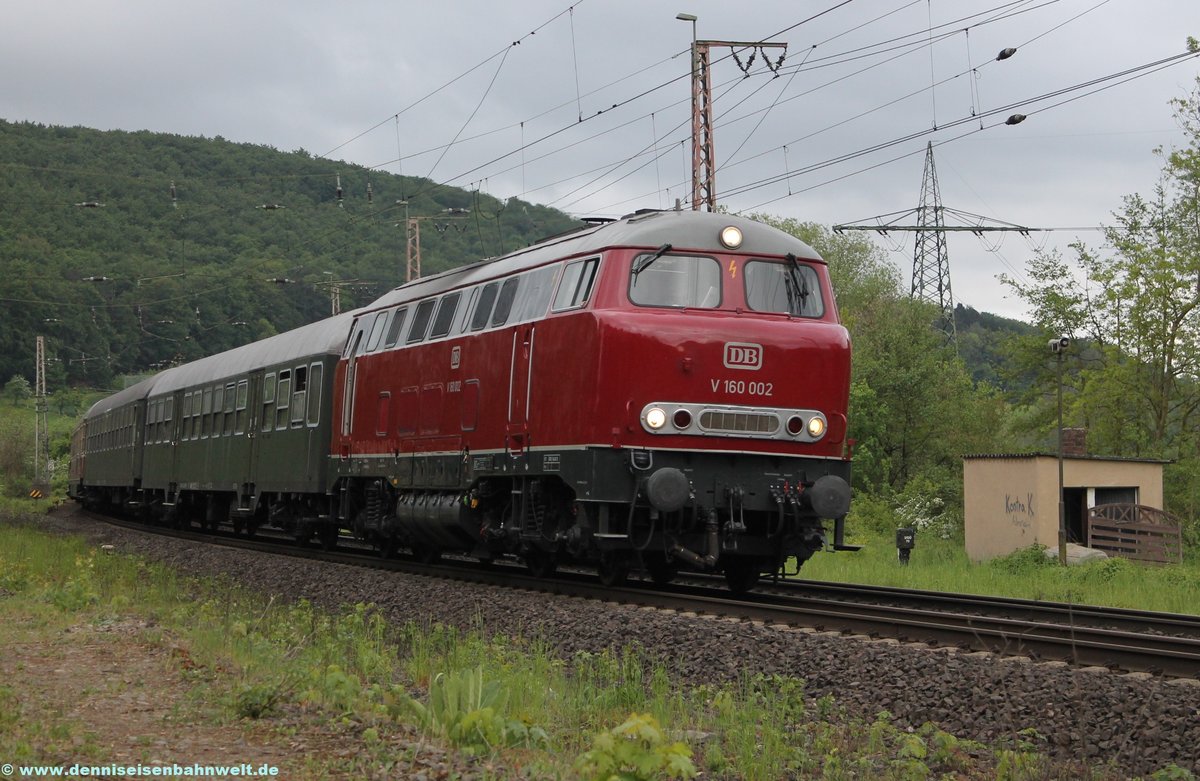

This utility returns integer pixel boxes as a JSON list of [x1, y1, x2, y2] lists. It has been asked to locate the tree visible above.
[[1003, 78, 1200, 516], [3, 375, 32, 406], [753, 214, 1013, 507]]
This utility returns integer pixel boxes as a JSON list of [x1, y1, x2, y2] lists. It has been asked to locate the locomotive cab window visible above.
[[743, 260, 825, 318], [553, 256, 600, 312], [629, 253, 721, 309]]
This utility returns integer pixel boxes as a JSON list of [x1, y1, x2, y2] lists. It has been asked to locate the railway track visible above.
[[85, 511, 1200, 678]]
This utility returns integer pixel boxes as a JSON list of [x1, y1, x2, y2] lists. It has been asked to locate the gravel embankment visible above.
[[26, 507, 1200, 777]]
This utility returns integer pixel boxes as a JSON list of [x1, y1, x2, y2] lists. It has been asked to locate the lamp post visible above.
[[676, 13, 698, 207], [1049, 336, 1070, 565]]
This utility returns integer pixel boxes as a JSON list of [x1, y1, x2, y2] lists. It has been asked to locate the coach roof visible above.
[[146, 311, 357, 398]]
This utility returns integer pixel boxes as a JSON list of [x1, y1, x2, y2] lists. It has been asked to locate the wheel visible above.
[[378, 535, 398, 560], [723, 560, 762, 594], [598, 554, 630, 588], [525, 549, 557, 578]]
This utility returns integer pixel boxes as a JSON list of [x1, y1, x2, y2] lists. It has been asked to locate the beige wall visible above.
[[963, 456, 1164, 562]]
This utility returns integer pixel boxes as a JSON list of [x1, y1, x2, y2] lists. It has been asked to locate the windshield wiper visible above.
[[784, 253, 809, 315], [632, 243, 673, 280]]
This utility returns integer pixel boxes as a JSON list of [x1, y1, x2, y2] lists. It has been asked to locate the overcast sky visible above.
[[3, 0, 1198, 320]]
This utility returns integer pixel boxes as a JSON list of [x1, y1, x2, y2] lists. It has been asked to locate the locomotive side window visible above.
[[470, 282, 500, 331], [511, 265, 558, 323], [365, 311, 389, 353], [629, 254, 721, 309], [406, 299, 437, 344], [490, 277, 520, 327], [306, 363, 323, 426], [276, 370, 292, 430], [744, 260, 825, 318], [291, 366, 308, 427], [430, 292, 461, 338], [552, 256, 600, 312], [262, 372, 276, 433], [383, 307, 408, 348], [456, 287, 480, 335]]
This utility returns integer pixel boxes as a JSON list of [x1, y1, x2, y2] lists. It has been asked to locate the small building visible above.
[[963, 441, 1168, 562]]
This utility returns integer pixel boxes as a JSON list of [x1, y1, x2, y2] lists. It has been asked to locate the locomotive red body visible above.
[[69, 209, 853, 591]]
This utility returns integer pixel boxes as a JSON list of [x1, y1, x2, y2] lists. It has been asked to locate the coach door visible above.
[[507, 323, 535, 454]]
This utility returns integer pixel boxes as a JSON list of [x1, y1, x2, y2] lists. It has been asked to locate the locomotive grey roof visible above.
[[147, 311, 357, 398], [367, 209, 822, 311]]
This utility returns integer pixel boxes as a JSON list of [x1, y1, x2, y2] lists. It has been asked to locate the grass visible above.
[[1, 512, 1196, 780], [801, 528, 1200, 615]]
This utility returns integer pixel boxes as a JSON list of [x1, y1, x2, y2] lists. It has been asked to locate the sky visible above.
[[3, 0, 1198, 321]]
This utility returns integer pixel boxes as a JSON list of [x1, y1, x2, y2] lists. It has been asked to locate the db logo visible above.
[[723, 342, 763, 370]]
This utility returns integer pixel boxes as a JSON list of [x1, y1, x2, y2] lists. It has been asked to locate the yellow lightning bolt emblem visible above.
[[728, 259, 737, 278]]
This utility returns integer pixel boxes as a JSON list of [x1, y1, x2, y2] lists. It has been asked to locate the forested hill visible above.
[[0, 119, 581, 388], [0, 119, 1032, 393]]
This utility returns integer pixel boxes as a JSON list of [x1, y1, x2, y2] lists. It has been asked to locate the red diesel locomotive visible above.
[[70, 208, 853, 592]]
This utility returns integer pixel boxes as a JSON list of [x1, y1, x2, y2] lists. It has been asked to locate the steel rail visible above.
[[80, 511, 1200, 678]]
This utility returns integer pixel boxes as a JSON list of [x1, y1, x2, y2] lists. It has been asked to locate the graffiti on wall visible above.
[[1005, 492, 1035, 530]]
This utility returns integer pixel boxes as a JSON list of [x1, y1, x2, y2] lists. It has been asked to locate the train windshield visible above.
[[743, 260, 825, 318], [628, 253, 721, 309]]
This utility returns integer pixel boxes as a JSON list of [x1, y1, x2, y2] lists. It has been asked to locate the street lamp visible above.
[[1049, 336, 1071, 565]]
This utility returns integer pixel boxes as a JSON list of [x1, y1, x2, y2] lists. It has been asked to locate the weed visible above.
[[574, 713, 696, 781]]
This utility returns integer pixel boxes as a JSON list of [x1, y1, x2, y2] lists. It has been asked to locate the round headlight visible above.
[[720, 225, 743, 249], [645, 407, 667, 430], [807, 416, 827, 439]]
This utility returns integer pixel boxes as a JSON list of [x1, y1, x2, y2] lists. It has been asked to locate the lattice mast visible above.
[[686, 39, 787, 211], [911, 142, 955, 340]]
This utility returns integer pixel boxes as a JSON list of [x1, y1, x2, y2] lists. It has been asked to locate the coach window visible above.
[[366, 310, 389, 353], [406, 299, 437, 344], [181, 393, 192, 441], [234, 380, 249, 435], [306, 363, 323, 426], [213, 385, 225, 437], [276, 370, 292, 430], [262, 372, 276, 433], [512, 266, 558, 323], [744, 260, 825, 318], [470, 282, 500, 331], [144, 402, 155, 444], [430, 292, 461, 338], [490, 277, 521, 327], [383, 307, 408, 349], [201, 388, 213, 438], [291, 366, 308, 427], [553, 256, 600, 312], [223, 383, 236, 434], [164, 397, 174, 442], [629, 253, 721, 309]]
